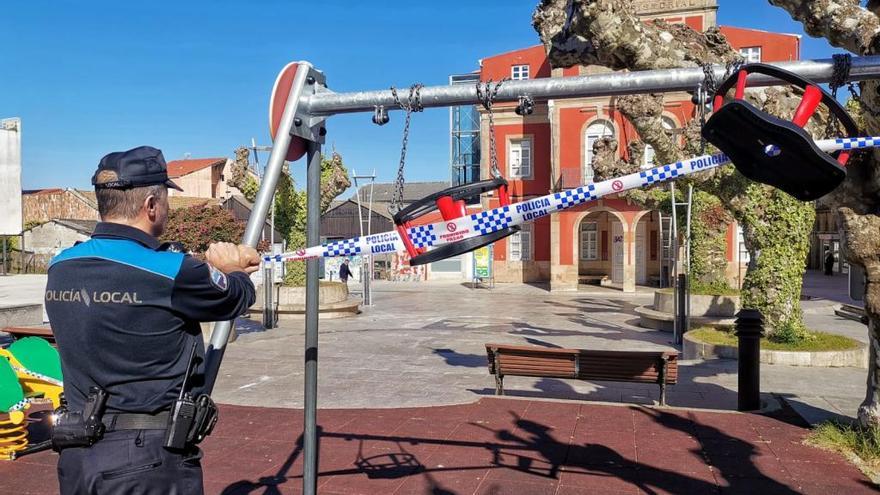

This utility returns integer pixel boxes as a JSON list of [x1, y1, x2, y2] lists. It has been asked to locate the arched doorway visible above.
[[633, 211, 661, 287], [576, 210, 625, 286]]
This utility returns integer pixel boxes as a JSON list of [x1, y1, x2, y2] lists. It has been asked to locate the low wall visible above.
[[255, 282, 349, 308], [654, 290, 739, 317], [0, 303, 43, 328]]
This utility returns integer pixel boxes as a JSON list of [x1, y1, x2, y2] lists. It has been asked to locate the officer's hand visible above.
[[206, 242, 260, 275], [237, 245, 261, 274]]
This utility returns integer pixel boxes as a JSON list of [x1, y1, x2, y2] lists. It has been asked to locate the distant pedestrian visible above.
[[339, 258, 353, 284], [824, 249, 835, 276]]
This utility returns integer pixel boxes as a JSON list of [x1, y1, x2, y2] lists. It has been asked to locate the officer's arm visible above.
[[171, 256, 256, 321]]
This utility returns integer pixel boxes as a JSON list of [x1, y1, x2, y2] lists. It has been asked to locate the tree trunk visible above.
[[768, 0, 880, 426]]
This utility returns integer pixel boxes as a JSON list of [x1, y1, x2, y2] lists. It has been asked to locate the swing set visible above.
[[264, 57, 870, 266], [203, 53, 880, 495]]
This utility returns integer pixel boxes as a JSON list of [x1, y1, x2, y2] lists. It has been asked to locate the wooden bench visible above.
[[485, 344, 678, 406], [2, 326, 55, 344]]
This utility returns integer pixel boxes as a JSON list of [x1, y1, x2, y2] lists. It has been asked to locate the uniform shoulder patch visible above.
[[208, 264, 228, 291]]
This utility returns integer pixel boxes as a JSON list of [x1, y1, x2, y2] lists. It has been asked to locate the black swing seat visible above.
[[701, 63, 858, 202], [703, 100, 845, 201], [393, 177, 517, 266]]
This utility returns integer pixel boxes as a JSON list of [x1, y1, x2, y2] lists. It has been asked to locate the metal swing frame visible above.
[[201, 55, 880, 495]]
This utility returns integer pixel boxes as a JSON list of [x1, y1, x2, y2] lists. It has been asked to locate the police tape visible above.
[[263, 136, 875, 263]]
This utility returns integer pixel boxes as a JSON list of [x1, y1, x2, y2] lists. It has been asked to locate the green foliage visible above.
[[241, 175, 259, 203], [810, 421, 880, 475], [688, 191, 732, 288], [687, 281, 739, 296], [0, 235, 19, 251], [246, 152, 350, 288], [283, 229, 307, 287], [688, 326, 859, 352], [735, 184, 815, 340], [845, 98, 867, 134], [161, 205, 245, 254], [274, 171, 306, 242]]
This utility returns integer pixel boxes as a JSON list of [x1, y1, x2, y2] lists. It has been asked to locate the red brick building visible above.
[[474, 0, 799, 291]]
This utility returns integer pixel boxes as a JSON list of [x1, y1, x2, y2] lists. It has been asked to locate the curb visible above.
[[683, 332, 868, 368]]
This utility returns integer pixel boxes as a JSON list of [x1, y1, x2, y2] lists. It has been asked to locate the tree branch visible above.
[[768, 0, 880, 55], [533, 0, 738, 69]]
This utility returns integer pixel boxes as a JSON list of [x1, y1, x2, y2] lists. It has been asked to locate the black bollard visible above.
[[263, 265, 276, 329], [674, 273, 688, 345], [735, 309, 765, 411]]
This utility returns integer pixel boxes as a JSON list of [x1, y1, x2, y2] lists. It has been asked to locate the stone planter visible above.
[[653, 290, 739, 317], [252, 282, 360, 319], [636, 290, 739, 332], [683, 332, 868, 368]]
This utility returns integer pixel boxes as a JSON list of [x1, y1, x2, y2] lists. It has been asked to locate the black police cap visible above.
[[92, 146, 183, 191]]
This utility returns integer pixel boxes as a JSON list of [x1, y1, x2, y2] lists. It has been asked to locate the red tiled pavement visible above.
[[1, 398, 876, 494]]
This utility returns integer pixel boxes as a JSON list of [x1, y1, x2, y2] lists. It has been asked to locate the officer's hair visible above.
[[94, 170, 168, 220]]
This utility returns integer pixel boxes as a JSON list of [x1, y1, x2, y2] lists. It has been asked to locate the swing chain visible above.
[[477, 78, 508, 179], [832, 53, 880, 121], [389, 84, 424, 214], [515, 95, 535, 116], [824, 53, 853, 137], [697, 58, 744, 153]]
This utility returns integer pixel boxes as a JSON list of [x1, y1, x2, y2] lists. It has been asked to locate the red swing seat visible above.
[[701, 63, 859, 201], [393, 178, 517, 266]]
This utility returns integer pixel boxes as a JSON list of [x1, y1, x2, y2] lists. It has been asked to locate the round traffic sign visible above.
[[269, 62, 308, 162]]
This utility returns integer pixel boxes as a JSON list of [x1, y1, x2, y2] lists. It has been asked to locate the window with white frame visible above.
[[509, 225, 532, 261], [584, 120, 615, 183], [511, 64, 530, 80], [642, 117, 677, 169], [739, 47, 761, 63], [580, 222, 598, 260], [509, 138, 532, 178]]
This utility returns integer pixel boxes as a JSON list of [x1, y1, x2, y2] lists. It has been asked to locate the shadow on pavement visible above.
[[220, 406, 804, 494]]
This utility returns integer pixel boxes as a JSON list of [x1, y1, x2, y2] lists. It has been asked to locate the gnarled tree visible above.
[[533, 0, 817, 341], [766, 0, 880, 427]]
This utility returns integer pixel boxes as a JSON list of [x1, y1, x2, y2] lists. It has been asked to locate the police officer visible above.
[[45, 146, 260, 494]]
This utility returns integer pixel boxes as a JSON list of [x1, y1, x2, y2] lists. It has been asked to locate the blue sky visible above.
[[1, 0, 844, 191]]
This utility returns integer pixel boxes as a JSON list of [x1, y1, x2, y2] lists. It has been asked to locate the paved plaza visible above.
[[1, 270, 876, 493], [212, 272, 869, 425]]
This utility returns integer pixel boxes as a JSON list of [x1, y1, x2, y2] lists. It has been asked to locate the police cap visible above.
[[92, 146, 183, 191]]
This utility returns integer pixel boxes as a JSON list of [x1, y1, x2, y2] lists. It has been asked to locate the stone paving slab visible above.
[[2, 398, 875, 494]]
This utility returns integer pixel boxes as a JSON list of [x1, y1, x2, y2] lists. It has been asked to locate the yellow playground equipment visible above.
[[0, 337, 63, 460]]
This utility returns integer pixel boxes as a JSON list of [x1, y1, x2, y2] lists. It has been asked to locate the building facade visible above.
[[462, 0, 799, 291], [166, 157, 241, 199]]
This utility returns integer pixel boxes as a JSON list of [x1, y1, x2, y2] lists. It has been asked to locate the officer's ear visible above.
[[144, 195, 156, 214], [144, 194, 161, 219]]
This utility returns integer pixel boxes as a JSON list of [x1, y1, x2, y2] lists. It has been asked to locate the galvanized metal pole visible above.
[[303, 141, 322, 495], [203, 62, 313, 393], [302, 56, 880, 116]]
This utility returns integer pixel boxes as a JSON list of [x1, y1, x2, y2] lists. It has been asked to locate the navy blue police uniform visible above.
[[45, 146, 256, 495]]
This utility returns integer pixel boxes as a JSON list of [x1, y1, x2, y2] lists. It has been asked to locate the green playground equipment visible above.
[[0, 337, 64, 460], [0, 337, 63, 408], [0, 358, 28, 459]]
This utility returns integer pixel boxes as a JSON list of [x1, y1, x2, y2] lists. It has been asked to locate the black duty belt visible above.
[[103, 412, 169, 431]]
